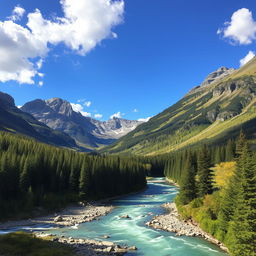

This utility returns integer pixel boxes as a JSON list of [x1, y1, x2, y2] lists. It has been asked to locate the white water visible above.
[[49, 178, 227, 256]]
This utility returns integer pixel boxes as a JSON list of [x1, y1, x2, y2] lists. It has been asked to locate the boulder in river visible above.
[[119, 214, 130, 219]]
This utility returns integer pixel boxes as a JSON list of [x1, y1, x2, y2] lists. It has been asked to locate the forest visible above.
[[164, 132, 256, 256], [0, 132, 147, 220]]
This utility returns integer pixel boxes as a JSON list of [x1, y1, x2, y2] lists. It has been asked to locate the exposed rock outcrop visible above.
[[200, 67, 235, 87]]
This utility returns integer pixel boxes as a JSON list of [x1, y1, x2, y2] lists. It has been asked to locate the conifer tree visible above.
[[225, 140, 235, 162], [197, 145, 213, 197], [178, 154, 196, 205], [79, 161, 90, 199], [19, 158, 30, 193], [228, 145, 256, 256]]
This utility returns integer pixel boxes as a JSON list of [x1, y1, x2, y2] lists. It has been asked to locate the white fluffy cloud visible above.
[[94, 113, 103, 119], [110, 111, 123, 119], [0, 20, 48, 84], [240, 51, 255, 66], [133, 108, 138, 112], [71, 103, 91, 117], [10, 6, 25, 21], [0, 0, 124, 84], [138, 117, 151, 122], [218, 8, 256, 45]]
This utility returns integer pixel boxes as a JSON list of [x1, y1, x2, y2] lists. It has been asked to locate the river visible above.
[[47, 178, 227, 256]]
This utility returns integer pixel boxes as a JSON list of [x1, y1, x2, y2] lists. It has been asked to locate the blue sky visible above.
[[0, 0, 256, 121]]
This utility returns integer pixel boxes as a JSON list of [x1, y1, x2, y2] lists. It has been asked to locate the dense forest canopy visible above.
[[0, 132, 147, 220]]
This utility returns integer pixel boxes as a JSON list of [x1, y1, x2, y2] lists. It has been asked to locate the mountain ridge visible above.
[[21, 98, 143, 150], [0, 92, 77, 149], [102, 58, 256, 155]]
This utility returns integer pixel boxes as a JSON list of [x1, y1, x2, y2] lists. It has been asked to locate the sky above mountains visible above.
[[0, 0, 256, 121]]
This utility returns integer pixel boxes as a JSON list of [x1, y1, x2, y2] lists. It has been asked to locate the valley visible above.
[[0, 179, 227, 256]]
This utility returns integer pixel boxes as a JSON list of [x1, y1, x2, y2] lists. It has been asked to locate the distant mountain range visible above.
[[0, 92, 77, 149], [2, 57, 256, 155], [102, 57, 256, 155], [21, 98, 143, 150]]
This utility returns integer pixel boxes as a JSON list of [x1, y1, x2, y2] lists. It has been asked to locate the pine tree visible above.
[[19, 158, 30, 193], [178, 154, 196, 205], [228, 146, 256, 256], [225, 140, 235, 162], [197, 145, 213, 197], [79, 161, 90, 199]]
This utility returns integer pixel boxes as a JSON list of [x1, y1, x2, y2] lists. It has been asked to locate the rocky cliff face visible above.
[[200, 67, 235, 87], [21, 98, 143, 149], [188, 67, 236, 95]]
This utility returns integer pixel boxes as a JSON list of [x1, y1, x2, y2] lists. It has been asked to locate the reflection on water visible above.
[[49, 178, 227, 256]]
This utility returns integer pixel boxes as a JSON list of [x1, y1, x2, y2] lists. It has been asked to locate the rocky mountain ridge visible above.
[[21, 98, 143, 149], [102, 57, 256, 155], [0, 92, 77, 149]]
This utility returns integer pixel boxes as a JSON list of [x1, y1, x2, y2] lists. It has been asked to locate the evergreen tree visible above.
[[79, 161, 90, 199], [225, 140, 235, 162], [19, 158, 30, 193], [197, 145, 213, 197], [178, 154, 196, 205], [228, 146, 256, 256]]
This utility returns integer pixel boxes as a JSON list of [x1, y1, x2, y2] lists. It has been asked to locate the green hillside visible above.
[[102, 57, 256, 155]]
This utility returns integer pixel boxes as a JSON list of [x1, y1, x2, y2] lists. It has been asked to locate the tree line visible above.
[[0, 132, 146, 220], [164, 133, 255, 256]]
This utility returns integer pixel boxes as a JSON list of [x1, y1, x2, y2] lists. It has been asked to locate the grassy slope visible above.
[[0, 232, 74, 256], [102, 57, 256, 156]]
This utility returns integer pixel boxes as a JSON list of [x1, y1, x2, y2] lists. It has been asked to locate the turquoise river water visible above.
[[1, 178, 227, 256], [52, 178, 226, 256]]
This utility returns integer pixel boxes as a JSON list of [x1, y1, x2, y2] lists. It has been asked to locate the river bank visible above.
[[0, 179, 227, 256], [0, 203, 136, 255], [0, 203, 113, 230], [146, 202, 229, 253]]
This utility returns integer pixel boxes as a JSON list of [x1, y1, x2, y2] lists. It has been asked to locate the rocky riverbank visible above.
[[0, 202, 139, 255], [0, 202, 113, 230], [35, 233, 137, 256], [146, 202, 228, 253]]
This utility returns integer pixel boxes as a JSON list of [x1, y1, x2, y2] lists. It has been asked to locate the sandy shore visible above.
[[146, 202, 229, 253]]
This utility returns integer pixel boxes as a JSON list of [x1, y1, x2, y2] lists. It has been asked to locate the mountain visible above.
[[102, 57, 256, 155], [0, 92, 77, 148], [21, 98, 143, 149]]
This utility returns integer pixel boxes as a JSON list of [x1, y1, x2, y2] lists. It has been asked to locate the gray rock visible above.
[[200, 67, 235, 87], [54, 215, 63, 222]]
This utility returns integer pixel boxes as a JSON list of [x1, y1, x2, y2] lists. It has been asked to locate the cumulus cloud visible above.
[[0, 0, 124, 84], [138, 117, 151, 122], [240, 51, 255, 66], [71, 103, 91, 117], [0, 20, 48, 84], [110, 111, 123, 119], [133, 108, 138, 112], [38, 81, 44, 87], [94, 113, 103, 119], [10, 6, 25, 21], [218, 8, 256, 45]]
